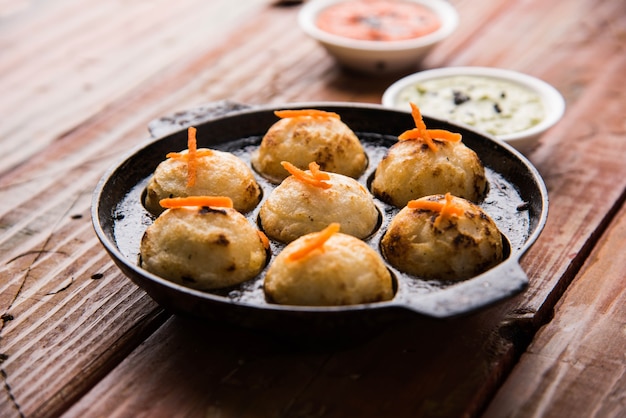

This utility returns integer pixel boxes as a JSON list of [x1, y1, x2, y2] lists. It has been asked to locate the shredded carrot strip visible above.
[[308, 161, 330, 180], [186, 127, 198, 187], [159, 196, 234, 209], [400, 103, 437, 152], [398, 128, 436, 150], [407, 199, 446, 212], [257, 231, 270, 250], [407, 193, 465, 227], [166, 150, 214, 159], [287, 223, 341, 262], [411, 102, 428, 132], [398, 129, 461, 145], [397, 103, 462, 152], [164, 127, 215, 186], [281, 161, 332, 189], [426, 129, 462, 143], [274, 109, 340, 120], [439, 193, 465, 221]]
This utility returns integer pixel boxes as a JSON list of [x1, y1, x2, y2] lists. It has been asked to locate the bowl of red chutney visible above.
[[298, 0, 459, 75]]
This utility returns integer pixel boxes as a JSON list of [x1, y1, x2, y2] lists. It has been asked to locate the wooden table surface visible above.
[[1, 0, 625, 417]]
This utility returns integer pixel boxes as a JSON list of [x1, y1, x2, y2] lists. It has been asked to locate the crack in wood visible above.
[[6, 249, 68, 265], [1, 368, 25, 418], [45, 276, 75, 295]]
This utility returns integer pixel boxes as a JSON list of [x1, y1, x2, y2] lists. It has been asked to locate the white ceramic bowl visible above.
[[298, 0, 459, 75], [382, 66, 566, 152]]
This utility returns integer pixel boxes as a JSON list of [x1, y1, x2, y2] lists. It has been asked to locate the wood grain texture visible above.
[[0, 1, 267, 417], [0, 0, 625, 417], [0, 0, 267, 176], [62, 304, 523, 418], [483, 198, 626, 418]]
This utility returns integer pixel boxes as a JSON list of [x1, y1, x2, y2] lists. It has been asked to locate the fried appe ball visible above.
[[251, 110, 367, 183], [381, 194, 503, 281], [140, 204, 267, 290], [371, 139, 488, 208], [264, 226, 394, 306], [259, 168, 379, 243], [144, 149, 261, 216]]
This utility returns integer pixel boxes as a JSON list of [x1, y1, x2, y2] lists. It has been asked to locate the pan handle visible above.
[[394, 255, 529, 319]]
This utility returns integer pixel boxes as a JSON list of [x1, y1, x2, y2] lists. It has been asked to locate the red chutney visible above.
[[316, 0, 441, 41]]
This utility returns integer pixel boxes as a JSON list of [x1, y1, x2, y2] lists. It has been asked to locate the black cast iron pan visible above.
[[92, 102, 548, 337]]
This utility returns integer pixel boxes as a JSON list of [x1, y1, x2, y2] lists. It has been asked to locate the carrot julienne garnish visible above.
[[274, 109, 340, 120], [281, 161, 332, 189], [408, 193, 465, 228], [425, 129, 463, 142], [287, 223, 341, 262], [166, 150, 214, 159], [257, 230, 270, 250], [398, 103, 462, 152], [165, 127, 214, 188], [159, 196, 234, 209], [398, 128, 436, 151], [186, 127, 197, 187]]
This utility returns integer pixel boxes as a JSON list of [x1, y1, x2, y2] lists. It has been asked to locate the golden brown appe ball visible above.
[[144, 148, 261, 216], [371, 102, 487, 207], [264, 224, 394, 306], [371, 138, 487, 207], [140, 197, 268, 290], [381, 193, 503, 281], [259, 162, 379, 243], [251, 109, 367, 183]]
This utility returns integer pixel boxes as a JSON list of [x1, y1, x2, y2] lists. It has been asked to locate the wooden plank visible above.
[[483, 199, 626, 418]]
